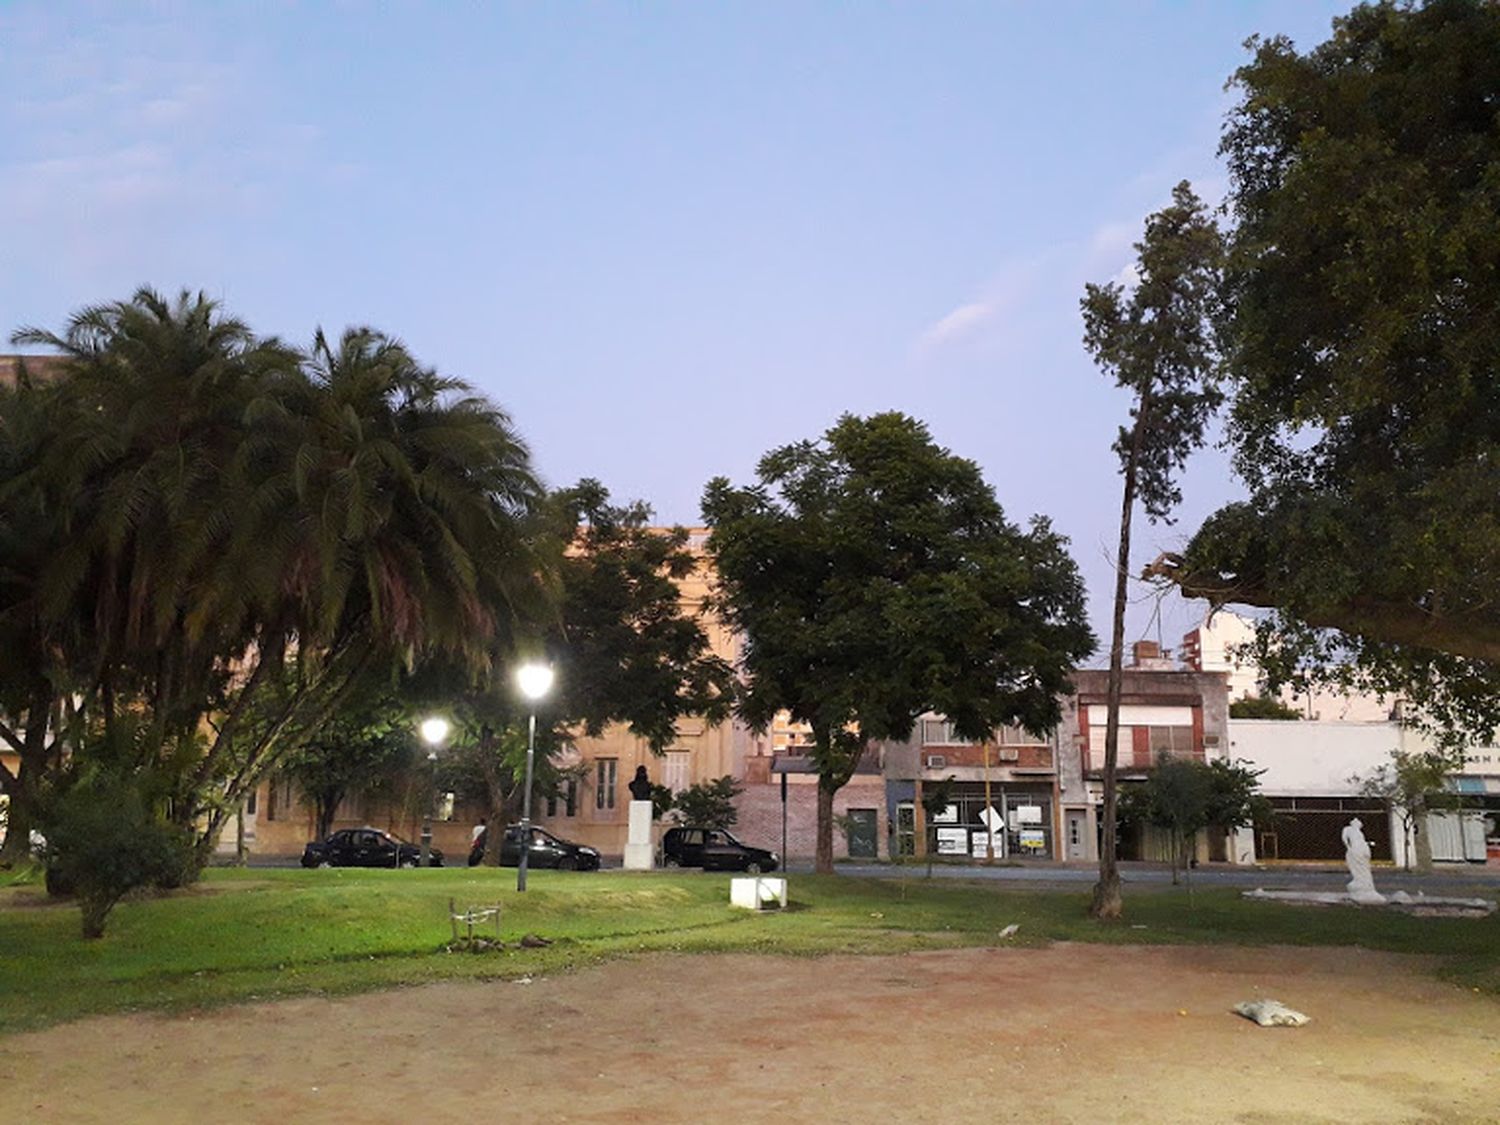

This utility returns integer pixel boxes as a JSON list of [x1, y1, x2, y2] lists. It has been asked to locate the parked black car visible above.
[[661, 826, 779, 873], [467, 825, 601, 871], [302, 827, 443, 868]]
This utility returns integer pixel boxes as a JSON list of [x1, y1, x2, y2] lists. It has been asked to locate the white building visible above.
[[1229, 719, 1497, 866], [1181, 611, 1394, 721]]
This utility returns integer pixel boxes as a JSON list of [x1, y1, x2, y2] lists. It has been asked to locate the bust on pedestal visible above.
[[624, 765, 655, 871]]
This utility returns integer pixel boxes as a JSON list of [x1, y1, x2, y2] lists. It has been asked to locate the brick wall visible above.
[[735, 778, 888, 860]]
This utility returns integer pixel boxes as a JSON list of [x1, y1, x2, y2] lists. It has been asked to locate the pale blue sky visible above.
[[0, 1, 1350, 659]]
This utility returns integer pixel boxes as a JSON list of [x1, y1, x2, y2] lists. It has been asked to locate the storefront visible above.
[[925, 782, 1055, 860]]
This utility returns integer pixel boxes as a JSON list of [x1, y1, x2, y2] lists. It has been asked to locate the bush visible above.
[[41, 771, 195, 939], [669, 776, 744, 829]]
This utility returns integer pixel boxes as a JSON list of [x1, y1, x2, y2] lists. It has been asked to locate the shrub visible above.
[[669, 776, 744, 829], [41, 770, 195, 939]]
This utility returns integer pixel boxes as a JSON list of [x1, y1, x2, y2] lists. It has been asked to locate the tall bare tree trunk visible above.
[[1091, 406, 1146, 921]]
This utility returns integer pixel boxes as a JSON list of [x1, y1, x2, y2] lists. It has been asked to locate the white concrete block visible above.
[[730, 876, 787, 910]]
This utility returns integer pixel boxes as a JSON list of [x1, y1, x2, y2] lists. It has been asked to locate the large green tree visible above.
[[1080, 182, 1225, 919], [1119, 757, 1267, 887], [547, 480, 735, 749], [1148, 1, 1500, 745], [0, 363, 85, 865], [433, 480, 737, 865], [1, 290, 545, 867], [279, 684, 419, 841], [1356, 748, 1460, 872], [703, 412, 1095, 874]]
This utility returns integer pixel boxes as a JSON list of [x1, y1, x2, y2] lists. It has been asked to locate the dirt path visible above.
[[7, 944, 1500, 1124]]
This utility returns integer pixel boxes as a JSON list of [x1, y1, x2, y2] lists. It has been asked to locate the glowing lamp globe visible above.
[[419, 717, 451, 747], [516, 663, 554, 702]]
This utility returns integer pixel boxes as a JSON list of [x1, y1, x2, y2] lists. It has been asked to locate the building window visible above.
[[1147, 726, 1195, 758], [996, 723, 1044, 746], [663, 751, 691, 794], [546, 781, 578, 818], [266, 776, 296, 821], [596, 758, 618, 811], [921, 718, 974, 746]]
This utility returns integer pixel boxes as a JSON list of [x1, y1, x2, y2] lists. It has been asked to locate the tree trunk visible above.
[[1090, 411, 1143, 922], [79, 893, 118, 940], [815, 781, 836, 875], [484, 805, 504, 866], [235, 805, 247, 867], [1412, 806, 1434, 873], [315, 793, 338, 842]]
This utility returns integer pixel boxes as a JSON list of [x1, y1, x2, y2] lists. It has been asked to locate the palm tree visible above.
[[0, 364, 83, 865], [189, 327, 552, 853], [5, 291, 551, 863]]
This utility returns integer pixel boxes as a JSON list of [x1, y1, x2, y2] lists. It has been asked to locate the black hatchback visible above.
[[468, 825, 601, 871], [661, 827, 779, 873], [302, 827, 443, 868]]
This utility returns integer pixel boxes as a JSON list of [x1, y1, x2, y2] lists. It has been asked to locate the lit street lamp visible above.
[[418, 716, 451, 867], [515, 662, 555, 892]]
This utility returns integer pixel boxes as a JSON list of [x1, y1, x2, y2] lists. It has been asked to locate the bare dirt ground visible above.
[[7, 943, 1500, 1124]]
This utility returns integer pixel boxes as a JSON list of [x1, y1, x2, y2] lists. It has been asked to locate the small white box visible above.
[[730, 876, 787, 910]]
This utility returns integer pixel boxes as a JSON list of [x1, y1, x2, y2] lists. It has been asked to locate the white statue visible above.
[[1342, 818, 1385, 904]]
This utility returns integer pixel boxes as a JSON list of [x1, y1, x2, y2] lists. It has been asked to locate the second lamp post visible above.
[[515, 662, 554, 892]]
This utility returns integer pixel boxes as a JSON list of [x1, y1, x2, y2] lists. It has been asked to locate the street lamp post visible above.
[[418, 717, 451, 867], [515, 662, 555, 892]]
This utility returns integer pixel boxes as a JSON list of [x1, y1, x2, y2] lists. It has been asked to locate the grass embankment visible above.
[[2, 866, 1496, 1035]]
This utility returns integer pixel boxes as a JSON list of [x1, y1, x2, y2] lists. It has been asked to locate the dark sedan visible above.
[[302, 827, 443, 868], [661, 826, 779, 873], [468, 825, 601, 871]]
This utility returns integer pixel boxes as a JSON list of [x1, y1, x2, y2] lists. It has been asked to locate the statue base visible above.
[[623, 799, 654, 871]]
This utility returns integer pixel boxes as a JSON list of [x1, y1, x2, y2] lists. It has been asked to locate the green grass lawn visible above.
[[2, 866, 1496, 1035]]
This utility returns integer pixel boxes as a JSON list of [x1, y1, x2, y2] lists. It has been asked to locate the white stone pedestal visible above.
[[623, 799, 654, 870], [730, 876, 788, 910]]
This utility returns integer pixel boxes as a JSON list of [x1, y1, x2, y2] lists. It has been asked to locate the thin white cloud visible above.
[[920, 299, 1001, 348], [915, 258, 1041, 356]]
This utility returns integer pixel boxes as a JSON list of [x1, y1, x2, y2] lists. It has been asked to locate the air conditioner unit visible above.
[[925, 754, 946, 769], [996, 747, 1019, 762]]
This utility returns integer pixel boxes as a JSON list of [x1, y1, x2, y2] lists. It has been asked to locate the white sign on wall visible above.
[[971, 830, 1003, 858], [936, 827, 969, 854]]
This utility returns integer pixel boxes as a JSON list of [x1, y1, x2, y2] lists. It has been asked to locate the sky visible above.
[[0, 1, 1352, 663]]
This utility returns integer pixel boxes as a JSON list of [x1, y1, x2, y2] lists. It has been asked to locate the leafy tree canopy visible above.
[[1228, 694, 1303, 720], [1355, 747, 1461, 870], [279, 682, 420, 841], [667, 775, 743, 830], [1120, 756, 1268, 883], [704, 411, 1095, 872], [547, 480, 735, 751], [1151, 1, 1500, 744]]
